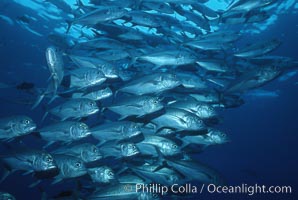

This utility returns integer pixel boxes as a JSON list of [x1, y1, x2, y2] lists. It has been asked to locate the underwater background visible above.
[[0, 0, 297, 199]]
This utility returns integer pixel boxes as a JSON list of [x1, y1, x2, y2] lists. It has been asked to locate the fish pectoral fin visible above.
[[152, 65, 162, 71], [43, 141, 55, 149], [0, 168, 11, 183], [52, 177, 63, 185], [22, 170, 34, 176], [136, 114, 145, 118], [118, 115, 129, 120], [2, 138, 14, 143], [29, 180, 42, 188], [116, 166, 130, 176]]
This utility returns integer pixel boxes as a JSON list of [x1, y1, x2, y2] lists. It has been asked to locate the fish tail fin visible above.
[[0, 168, 10, 183], [29, 180, 42, 188], [180, 140, 190, 150], [31, 93, 46, 110], [75, 0, 84, 8], [47, 94, 58, 105], [66, 20, 73, 33], [41, 111, 49, 123], [152, 65, 162, 71]]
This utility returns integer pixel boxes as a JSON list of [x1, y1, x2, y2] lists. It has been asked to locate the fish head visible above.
[[196, 104, 217, 118], [143, 97, 164, 113], [160, 140, 180, 156], [120, 142, 140, 157], [177, 51, 195, 65], [15, 116, 36, 135], [101, 167, 115, 182], [183, 114, 206, 130], [82, 145, 102, 162], [167, 173, 180, 185], [208, 129, 230, 144], [86, 69, 106, 85], [0, 192, 15, 200], [125, 123, 142, 138], [97, 87, 113, 99], [161, 73, 181, 89], [157, 128, 175, 136], [102, 64, 119, 79], [69, 158, 87, 177], [139, 193, 160, 200], [89, 166, 115, 183], [71, 122, 91, 139], [34, 152, 56, 171], [81, 99, 99, 115]]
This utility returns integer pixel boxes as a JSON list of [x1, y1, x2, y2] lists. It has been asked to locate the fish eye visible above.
[[93, 147, 98, 153], [79, 123, 87, 129], [108, 171, 114, 176], [132, 145, 136, 149], [46, 156, 53, 163], [172, 144, 177, 149], [89, 102, 94, 106], [23, 119, 30, 124], [75, 162, 81, 168]]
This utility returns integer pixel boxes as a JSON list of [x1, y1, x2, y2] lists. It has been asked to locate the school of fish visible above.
[[0, 0, 297, 199]]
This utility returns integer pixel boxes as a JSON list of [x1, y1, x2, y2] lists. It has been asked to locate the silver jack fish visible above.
[[39, 121, 91, 147], [45, 98, 99, 121], [0, 116, 36, 141], [108, 95, 164, 119], [0, 149, 56, 182], [53, 143, 102, 163], [51, 154, 87, 184]]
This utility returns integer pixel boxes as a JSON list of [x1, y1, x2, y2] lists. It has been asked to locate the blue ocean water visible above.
[[0, 0, 297, 199]]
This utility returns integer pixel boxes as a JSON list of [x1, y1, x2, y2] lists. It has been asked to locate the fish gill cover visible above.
[[0, 0, 297, 199]]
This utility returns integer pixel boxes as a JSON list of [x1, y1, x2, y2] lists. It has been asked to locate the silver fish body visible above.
[[53, 143, 102, 163], [168, 99, 217, 119], [0, 115, 36, 140], [151, 108, 206, 131], [52, 154, 87, 183], [72, 87, 113, 101], [45, 46, 64, 94], [1, 150, 56, 172], [108, 95, 164, 119], [100, 142, 140, 158], [140, 135, 181, 156], [88, 166, 115, 183], [39, 121, 90, 143], [119, 73, 181, 95], [70, 68, 107, 89], [91, 121, 142, 141], [0, 192, 16, 200], [49, 98, 99, 120]]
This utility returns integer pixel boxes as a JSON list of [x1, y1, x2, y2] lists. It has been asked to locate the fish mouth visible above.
[[130, 131, 142, 137], [128, 150, 140, 157], [46, 164, 57, 170], [93, 155, 103, 161], [28, 125, 37, 132], [77, 169, 87, 176], [106, 74, 118, 79], [84, 131, 92, 136], [89, 108, 99, 115]]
